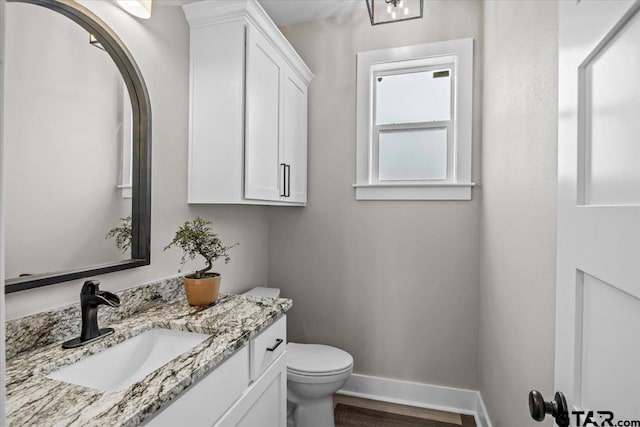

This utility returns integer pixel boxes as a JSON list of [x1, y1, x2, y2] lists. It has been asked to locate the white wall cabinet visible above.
[[145, 316, 288, 427], [184, 0, 313, 206]]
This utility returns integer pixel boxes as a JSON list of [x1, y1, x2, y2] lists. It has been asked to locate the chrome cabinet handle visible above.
[[266, 338, 284, 352]]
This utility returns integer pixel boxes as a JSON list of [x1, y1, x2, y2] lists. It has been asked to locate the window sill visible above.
[[352, 182, 475, 201], [118, 184, 132, 199]]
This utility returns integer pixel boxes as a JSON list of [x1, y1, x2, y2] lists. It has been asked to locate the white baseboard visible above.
[[337, 373, 493, 427]]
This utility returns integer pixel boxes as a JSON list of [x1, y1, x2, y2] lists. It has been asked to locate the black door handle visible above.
[[529, 390, 570, 427]]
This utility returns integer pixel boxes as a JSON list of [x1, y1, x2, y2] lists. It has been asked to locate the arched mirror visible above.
[[4, 0, 151, 293]]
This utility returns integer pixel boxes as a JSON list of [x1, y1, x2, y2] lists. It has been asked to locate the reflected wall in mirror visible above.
[[6, 2, 132, 279], [4, 0, 151, 292]]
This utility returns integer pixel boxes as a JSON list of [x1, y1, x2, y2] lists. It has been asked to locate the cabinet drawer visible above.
[[250, 316, 287, 381], [145, 345, 250, 427]]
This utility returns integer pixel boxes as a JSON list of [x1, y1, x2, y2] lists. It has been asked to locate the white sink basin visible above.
[[47, 328, 210, 392]]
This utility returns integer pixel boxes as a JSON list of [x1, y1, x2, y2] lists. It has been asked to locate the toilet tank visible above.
[[243, 287, 281, 298]]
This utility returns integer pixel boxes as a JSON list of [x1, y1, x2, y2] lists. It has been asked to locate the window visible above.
[[118, 84, 133, 199], [355, 38, 474, 200]]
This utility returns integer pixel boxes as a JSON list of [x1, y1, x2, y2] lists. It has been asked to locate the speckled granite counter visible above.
[[5, 278, 292, 427]]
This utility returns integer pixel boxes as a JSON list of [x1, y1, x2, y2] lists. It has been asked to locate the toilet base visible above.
[[290, 396, 335, 427]]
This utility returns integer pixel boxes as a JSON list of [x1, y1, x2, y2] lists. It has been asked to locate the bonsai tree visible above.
[[106, 216, 132, 253], [164, 217, 238, 279]]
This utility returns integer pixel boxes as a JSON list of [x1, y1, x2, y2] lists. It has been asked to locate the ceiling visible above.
[[178, 1, 365, 27], [257, 0, 364, 27]]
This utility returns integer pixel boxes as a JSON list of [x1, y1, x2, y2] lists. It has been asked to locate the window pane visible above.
[[376, 69, 451, 125], [379, 128, 447, 181]]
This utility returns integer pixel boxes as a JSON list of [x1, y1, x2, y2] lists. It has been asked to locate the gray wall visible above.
[[5, 2, 269, 320], [479, 2, 558, 426], [269, 1, 483, 389]]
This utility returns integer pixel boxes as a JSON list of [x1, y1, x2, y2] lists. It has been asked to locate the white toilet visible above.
[[244, 287, 353, 427], [287, 343, 353, 427]]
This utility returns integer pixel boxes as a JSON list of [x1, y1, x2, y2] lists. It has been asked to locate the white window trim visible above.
[[354, 38, 475, 201], [119, 85, 133, 199]]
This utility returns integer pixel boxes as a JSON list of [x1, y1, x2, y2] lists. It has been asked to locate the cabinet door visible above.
[[244, 24, 284, 202], [236, 359, 287, 427], [282, 71, 308, 204], [215, 352, 287, 427]]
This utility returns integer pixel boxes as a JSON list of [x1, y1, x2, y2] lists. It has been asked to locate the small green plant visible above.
[[106, 216, 132, 253], [164, 217, 238, 279]]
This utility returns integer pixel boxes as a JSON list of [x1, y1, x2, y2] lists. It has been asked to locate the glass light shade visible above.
[[116, 0, 152, 19], [89, 33, 105, 51], [366, 0, 423, 25]]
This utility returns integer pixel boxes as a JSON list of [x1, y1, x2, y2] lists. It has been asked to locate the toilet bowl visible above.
[[243, 287, 354, 427], [287, 343, 353, 427]]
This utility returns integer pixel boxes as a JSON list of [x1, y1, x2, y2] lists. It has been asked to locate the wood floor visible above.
[[334, 395, 477, 427]]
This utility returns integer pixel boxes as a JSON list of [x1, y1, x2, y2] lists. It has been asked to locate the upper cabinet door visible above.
[[282, 71, 308, 204], [245, 24, 284, 202]]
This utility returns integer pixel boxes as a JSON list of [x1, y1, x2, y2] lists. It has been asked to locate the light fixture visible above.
[[89, 33, 105, 51], [116, 0, 152, 19], [366, 0, 423, 26]]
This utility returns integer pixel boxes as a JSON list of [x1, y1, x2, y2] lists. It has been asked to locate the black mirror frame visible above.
[[5, 0, 151, 293]]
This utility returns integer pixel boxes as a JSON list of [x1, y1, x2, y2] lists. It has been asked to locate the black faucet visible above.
[[62, 280, 121, 349]]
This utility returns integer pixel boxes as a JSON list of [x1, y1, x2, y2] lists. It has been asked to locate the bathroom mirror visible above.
[[4, 0, 151, 293]]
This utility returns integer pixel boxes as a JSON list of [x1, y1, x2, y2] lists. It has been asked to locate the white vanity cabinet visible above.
[[183, 0, 312, 206], [145, 316, 288, 427]]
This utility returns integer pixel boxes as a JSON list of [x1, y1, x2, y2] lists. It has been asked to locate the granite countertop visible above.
[[6, 293, 292, 427]]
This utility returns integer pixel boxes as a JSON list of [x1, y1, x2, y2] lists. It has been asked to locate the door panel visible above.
[[245, 24, 283, 202], [556, 0, 640, 424], [581, 7, 640, 205], [282, 71, 308, 203], [577, 272, 640, 421]]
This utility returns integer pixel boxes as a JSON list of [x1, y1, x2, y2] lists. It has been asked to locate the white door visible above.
[[282, 70, 308, 204], [540, 1, 640, 426], [245, 23, 283, 202], [0, 0, 5, 422]]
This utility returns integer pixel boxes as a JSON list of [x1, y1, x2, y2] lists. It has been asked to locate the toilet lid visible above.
[[287, 343, 353, 374]]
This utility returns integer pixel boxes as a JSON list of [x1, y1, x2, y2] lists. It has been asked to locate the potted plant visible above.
[[106, 215, 132, 253], [164, 217, 238, 306]]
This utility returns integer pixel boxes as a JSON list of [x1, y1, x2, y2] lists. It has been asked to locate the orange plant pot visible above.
[[183, 274, 221, 306]]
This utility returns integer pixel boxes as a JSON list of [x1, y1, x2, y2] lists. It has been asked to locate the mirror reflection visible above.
[[5, 2, 134, 280]]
